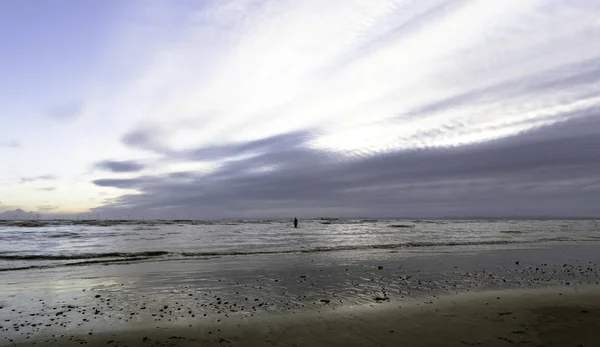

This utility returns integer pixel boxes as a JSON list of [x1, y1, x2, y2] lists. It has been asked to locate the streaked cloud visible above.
[[95, 159, 146, 173], [92, 116, 600, 218], [93, 178, 146, 189], [2, 0, 600, 217], [114, 0, 600, 157], [19, 175, 56, 184]]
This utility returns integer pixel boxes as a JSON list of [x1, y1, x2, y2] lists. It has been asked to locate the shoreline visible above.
[[2, 219, 598, 273], [2, 243, 599, 346], [4, 285, 600, 346]]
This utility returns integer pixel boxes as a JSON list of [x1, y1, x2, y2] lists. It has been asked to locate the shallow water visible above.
[[1, 219, 599, 271], [0, 243, 599, 344]]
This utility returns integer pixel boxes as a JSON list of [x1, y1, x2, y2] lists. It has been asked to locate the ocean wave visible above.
[[47, 232, 84, 238], [539, 236, 575, 242], [0, 256, 162, 272], [0, 237, 581, 272], [499, 230, 522, 234], [0, 240, 525, 263], [0, 251, 169, 261], [0, 265, 44, 272], [0, 219, 280, 228], [180, 240, 529, 256], [410, 220, 449, 224]]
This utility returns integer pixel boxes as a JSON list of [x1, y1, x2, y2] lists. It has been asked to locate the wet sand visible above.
[[1, 243, 600, 346], [4, 286, 600, 347]]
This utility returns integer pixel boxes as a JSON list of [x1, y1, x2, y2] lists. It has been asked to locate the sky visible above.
[[1, 0, 599, 219]]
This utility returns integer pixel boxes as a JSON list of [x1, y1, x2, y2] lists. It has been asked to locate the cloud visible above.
[[109, 0, 600, 158], [95, 160, 146, 173], [91, 115, 600, 218], [20, 175, 57, 184], [1, 140, 21, 148], [121, 126, 172, 154], [48, 102, 83, 121], [37, 205, 58, 211], [5, 0, 596, 218], [38, 187, 56, 191], [93, 178, 146, 189], [179, 130, 313, 161], [0, 209, 38, 219]]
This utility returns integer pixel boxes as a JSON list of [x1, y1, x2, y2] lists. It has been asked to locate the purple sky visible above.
[[1, 0, 600, 219]]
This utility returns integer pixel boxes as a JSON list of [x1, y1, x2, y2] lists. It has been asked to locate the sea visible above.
[[2, 218, 600, 344], [1, 219, 599, 272]]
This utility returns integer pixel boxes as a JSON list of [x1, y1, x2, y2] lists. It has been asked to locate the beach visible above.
[[1, 220, 599, 346], [3, 0, 600, 345], [4, 285, 600, 347]]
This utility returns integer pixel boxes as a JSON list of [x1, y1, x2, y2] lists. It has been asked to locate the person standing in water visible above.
[[293, 217, 298, 228]]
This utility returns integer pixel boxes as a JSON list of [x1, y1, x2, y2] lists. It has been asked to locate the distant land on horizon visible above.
[[0, 213, 598, 223]]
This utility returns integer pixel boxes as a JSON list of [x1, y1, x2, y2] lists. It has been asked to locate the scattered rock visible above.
[[497, 336, 515, 344]]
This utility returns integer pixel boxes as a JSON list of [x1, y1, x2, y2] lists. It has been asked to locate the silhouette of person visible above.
[[293, 217, 298, 228]]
